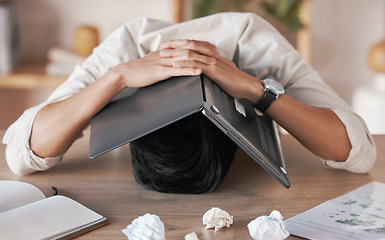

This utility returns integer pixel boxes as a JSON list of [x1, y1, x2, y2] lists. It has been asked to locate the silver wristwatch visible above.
[[253, 78, 285, 113]]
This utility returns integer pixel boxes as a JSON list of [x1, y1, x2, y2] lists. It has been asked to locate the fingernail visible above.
[[209, 58, 216, 64], [173, 61, 181, 67], [196, 68, 202, 73]]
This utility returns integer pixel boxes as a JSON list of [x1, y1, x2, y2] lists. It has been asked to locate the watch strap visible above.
[[253, 90, 276, 113]]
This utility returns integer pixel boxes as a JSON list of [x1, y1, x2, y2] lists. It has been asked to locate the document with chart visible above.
[[285, 181, 385, 240]]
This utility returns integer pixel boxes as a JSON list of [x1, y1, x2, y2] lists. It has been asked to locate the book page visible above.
[[285, 181, 385, 240], [0, 195, 106, 240], [0, 180, 45, 213]]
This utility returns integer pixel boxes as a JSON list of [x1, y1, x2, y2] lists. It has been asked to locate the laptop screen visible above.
[[200, 75, 289, 188], [89, 75, 290, 188]]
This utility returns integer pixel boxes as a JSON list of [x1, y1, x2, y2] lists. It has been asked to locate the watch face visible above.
[[263, 78, 285, 94]]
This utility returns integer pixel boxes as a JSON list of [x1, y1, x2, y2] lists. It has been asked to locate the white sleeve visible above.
[[2, 59, 100, 174], [322, 109, 376, 173], [228, 13, 376, 173], [276, 55, 376, 173], [1, 17, 175, 175], [5, 145, 62, 175], [2, 103, 63, 175], [272, 46, 376, 173], [2, 12, 376, 175], [1, 65, 93, 175]]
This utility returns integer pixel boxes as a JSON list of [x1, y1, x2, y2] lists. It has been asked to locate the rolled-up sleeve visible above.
[[230, 12, 376, 173], [322, 109, 376, 173], [280, 58, 376, 173], [276, 53, 376, 173], [2, 65, 96, 175], [2, 104, 62, 175], [1, 17, 171, 175]]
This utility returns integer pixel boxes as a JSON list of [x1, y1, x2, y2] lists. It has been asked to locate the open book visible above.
[[0, 180, 109, 240]]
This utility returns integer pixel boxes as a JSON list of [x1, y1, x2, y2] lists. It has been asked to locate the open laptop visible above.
[[89, 75, 290, 188]]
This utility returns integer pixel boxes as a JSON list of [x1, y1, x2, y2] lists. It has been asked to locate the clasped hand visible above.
[[112, 39, 263, 103]]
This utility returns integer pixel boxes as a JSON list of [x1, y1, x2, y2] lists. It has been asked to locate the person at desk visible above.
[[2, 13, 376, 193]]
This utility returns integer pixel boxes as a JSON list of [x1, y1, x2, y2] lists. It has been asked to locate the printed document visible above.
[[285, 181, 385, 240]]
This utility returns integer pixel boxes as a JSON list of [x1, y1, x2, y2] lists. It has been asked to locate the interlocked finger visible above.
[[160, 39, 219, 58], [160, 48, 216, 65]]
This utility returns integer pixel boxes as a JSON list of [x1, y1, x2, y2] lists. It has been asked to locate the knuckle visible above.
[[186, 51, 194, 59], [181, 39, 190, 46], [188, 41, 197, 49]]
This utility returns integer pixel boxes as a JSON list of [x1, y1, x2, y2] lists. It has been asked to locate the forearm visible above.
[[30, 70, 124, 158], [267, 94, 352, 161], [241, 77, 352, 161], [161, 39, 353, 161], [30, 48, 204, 158]]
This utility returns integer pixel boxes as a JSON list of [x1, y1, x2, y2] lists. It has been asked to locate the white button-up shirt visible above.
[[2, 12, 376, 175]]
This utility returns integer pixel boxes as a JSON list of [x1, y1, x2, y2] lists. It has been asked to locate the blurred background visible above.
[[0, 0, 384, 133]]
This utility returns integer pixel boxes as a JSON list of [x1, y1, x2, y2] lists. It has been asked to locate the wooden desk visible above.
[[1, 130, 384, 239]]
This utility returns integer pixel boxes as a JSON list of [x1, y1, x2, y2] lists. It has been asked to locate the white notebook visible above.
[[0, 181, 109, 240]]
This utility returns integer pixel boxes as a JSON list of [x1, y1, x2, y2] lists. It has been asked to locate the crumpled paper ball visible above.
[[184, 232, 200, 240], [247, 210, 289, 240], [202, 207, 233, 231], [122, 213, 166, 240]]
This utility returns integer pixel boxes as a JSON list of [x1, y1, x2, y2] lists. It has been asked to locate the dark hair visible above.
[[129, 112, 238, 194]]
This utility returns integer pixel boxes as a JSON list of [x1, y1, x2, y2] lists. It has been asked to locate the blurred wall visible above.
[[310, 0, 385, 104], [17, 0, 174, 61], [15, 0, 385, 106]]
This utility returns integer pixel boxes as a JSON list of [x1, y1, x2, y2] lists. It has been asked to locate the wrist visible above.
[[241, 75, 264, 104], [107, 66, 127, 93]]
